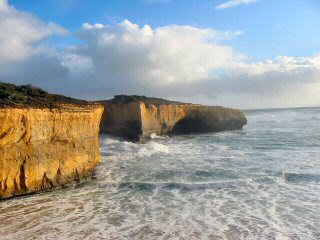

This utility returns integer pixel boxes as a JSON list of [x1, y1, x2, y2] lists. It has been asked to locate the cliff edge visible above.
[[99, 95, 247, 141], [0, 83, 103, 199]]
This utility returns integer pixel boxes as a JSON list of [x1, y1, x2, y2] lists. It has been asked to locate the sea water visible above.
[[0, 107, 319, 240]]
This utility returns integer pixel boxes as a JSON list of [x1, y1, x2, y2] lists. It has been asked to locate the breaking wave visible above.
[[1, 107, 320, 239]]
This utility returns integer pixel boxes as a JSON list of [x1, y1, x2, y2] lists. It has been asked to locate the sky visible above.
[[0, 0, 320, 109]]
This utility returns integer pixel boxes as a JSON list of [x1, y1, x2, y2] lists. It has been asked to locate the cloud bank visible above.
[[0, 0, 67, 67], [215, 0, 257, 10], [0, 0, 319, 109]]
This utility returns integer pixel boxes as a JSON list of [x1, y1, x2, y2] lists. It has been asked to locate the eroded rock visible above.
[[100, 96, 247, 141], [0, 105, 103, 199]]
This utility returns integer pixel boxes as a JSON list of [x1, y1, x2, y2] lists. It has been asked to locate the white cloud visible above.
[[0, 0, 9, 12], [74, 20, 243, 88], [0, 3, 319, 109], [60, 53, 94, 76], [60, 20, 320, 108], [178, 53, 320, 108], [0, 0, 67, 67], [215, 0, 257, 10]]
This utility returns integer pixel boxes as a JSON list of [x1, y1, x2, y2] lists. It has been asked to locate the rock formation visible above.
[[0, 83, 103, 199], [100, 95, 247, 141], [0, 83, 247, 199]]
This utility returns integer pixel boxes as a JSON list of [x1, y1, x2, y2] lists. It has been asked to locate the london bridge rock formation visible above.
[[0, 83, 246, 199], [0, 83, 103, 199], [99, 95, 247, 142]]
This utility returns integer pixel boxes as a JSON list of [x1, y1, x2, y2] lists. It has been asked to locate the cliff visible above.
[[0, 105, 103, 199], [100, 95, 247, 141], [0, 83, 103, 199]]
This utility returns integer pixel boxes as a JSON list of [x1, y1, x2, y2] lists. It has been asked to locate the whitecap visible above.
[[137, 141, 170, 157], [150, 133, 169, 139]]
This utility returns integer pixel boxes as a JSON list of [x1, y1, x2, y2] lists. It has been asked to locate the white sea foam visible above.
[[137, 142, 170, 157], [99, 134, 122, 145], [150, 133, 169, 139], [1, 107, 320, 239], [247, 107, 320, 125]]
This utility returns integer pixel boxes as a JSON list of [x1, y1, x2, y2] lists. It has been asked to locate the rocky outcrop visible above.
[[0, 82, 246, 199], [100, 96, 247, 141], [0, 105, 103, 199], [100, 101, 142, 141]]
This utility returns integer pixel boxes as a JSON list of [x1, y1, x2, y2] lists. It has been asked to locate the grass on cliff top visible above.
[[0, 82, 187, 108], [0, 82, 88, 108], [108, 94, 186, 105]]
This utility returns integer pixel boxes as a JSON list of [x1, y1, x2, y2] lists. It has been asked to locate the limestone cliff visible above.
[[100, 96, 247, 141], [0, 105, 103, 199], [100, 101, 142, 141]]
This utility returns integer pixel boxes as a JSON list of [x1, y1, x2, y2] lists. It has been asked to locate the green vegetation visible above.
[[0, 82, 87, 108], [0, 81, 186, 108], [110, 94, 184, 105], [112, 95, 148, 103]]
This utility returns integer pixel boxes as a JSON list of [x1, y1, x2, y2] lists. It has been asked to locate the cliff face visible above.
[[0, 105, 103, 199], [100, 98, 247, 141], [100, 101, 142, 141], [141, 103, 247, 137]]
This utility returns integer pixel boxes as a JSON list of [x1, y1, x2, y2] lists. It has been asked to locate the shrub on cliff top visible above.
[[0, 82, 87, 108], [111, 94, 184, 106]]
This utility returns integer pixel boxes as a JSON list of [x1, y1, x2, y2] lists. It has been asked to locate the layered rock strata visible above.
[[100, 96, 247, 141], [0, 105, 103, 199]]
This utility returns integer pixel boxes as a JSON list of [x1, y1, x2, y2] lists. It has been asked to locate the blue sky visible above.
[[1, 0, 320, 108], [9, 0, 320, 61]]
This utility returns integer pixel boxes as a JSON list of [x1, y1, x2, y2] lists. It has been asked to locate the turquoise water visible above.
[[0, 107, 320, 239]]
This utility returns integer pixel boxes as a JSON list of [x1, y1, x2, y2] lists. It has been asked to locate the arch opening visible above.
[[170, 118, 208, 135]]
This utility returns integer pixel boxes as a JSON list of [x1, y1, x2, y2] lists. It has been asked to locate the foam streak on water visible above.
[[1, 107, 320, 240]]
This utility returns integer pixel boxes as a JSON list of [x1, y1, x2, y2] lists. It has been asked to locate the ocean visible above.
[[1, 107, 319, 240]]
